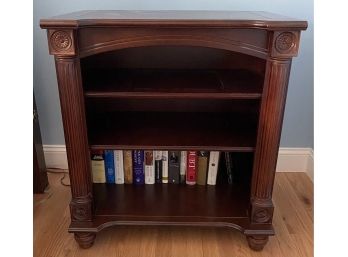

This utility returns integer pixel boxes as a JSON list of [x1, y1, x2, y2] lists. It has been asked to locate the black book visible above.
[[154, 151, 163, 184], [216, 152, 227, 185], [155, 160, 163, 183], [225, 152, 234, 185], [168, 151, 180, 184]]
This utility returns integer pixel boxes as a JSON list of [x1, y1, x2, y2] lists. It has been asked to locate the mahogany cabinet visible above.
[[40, 10, 307, 251]]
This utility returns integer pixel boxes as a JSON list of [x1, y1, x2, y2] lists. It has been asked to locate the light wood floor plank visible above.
[[34, 172, 313, 257], [284, 173, 313, 222]]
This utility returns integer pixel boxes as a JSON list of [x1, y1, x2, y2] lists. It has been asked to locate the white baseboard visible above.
[[43, 145, 68, 170], [276, 148, 314, 182], [43, 145, 314, 181]]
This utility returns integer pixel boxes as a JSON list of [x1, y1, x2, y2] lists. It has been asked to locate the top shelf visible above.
[[40, 10, 308, 30], [83, 69, 264, 99]]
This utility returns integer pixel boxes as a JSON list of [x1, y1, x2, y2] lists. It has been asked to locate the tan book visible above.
[[91, 150, 106, 183], [197, 151, 209, 185], [162, 151, 169, 183], [145, 150, 155, 184], [123, 150, 133, 184]]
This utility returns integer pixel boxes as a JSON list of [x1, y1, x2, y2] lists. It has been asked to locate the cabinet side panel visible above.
[[250, 58, 291, 223], [55, 57, 92, 197]]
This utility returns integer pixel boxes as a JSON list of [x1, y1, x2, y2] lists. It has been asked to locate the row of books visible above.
[[91, 150, 234, 186]]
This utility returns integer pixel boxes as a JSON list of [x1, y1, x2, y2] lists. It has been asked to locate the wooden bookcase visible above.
[[40, 11, 307, 251]]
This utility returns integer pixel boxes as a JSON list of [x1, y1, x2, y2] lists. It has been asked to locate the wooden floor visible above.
[[34, 172, 313, 257]]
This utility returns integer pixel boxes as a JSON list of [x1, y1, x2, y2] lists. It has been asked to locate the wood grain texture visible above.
[[251, 58, 291, 200], [34, 172, 313, 257], [249, 58, 292, 231], [77, 27, 269, 59], [41, 11, 307, 59], [55, 57, 91, 198], [39, 10, 308, 30], [55, 57, 94, 233], [41, 12, 307, 250]]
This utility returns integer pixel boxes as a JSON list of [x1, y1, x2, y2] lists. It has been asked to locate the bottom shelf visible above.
[[69, 182, 271, 234], [69, 153, 273, 235], [69, 214, 274, 236], [93, 183, 250, 218]]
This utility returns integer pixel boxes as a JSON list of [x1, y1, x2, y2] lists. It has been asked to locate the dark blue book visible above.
[[104, 150, 115, 183], [133, 150, 145, 184]]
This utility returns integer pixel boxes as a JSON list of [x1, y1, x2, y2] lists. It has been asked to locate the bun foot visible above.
[[74, 232, 96, 249], [246, 235, 269, 251]]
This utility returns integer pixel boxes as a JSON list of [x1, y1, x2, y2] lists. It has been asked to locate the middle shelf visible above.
[[82, 69, 264, 99], [87, 111, 258, 151]]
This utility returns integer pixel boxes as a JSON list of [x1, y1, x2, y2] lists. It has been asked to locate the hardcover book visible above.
[[133, 150, 145, 185], [197, 151, 209, 185], [225, 152, 234, 185], [145, 150, 155, 184], [186, 151, 197, 185], [154, 151, 162, 184], [216, 152, 227, 185], [180, 151, 187, 184], [207, 151, 220, 185], [114, 150, 124, 184], [104, 150, 115, 183], [123, 150, 133, 184], [91, 150, 106, 183], [168, 151, 180, 184], [162, 151, 169, 184]]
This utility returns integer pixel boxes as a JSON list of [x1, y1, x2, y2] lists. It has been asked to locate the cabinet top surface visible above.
[[40, 10, 307, 30]]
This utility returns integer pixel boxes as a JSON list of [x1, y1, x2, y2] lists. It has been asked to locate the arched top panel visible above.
[[77, 27, 269, 59], [79, 45, 267, 76]]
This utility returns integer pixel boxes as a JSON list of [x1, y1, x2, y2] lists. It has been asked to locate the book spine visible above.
[[114, 150, 124, 184], [133, 150, 144, 185], [168, 151, 180, 184], [154, 151, 163, 184], [162, 151, 169, 184], [197, 151, 209, 185], [104, 150, 115, 183], [91, 150, 106, 183], [186, 151, 197, 185], [225, 152, 234, 185], [207, 151, 220, 185], [180, 151, 187, 184], [123, 150, 133, 184], [145, 150, 155, 184]]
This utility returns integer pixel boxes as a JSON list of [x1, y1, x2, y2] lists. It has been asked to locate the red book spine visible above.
[[186, 151, 197, 185]]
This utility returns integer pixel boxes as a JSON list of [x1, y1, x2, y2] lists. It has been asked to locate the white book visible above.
[[145, 150, 155, 184], [114, 150, 124, 184], [154, 151, 162, 161], [162, 151, 169, 183], [180, 151, 187, 183], [207, 151, 220, 185]]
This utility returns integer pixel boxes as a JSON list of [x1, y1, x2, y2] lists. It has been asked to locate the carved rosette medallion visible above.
[[71, 204, 88, 221], [275, 32, 295, 53], [70, 194, 92, 221], [251, 198, 274, 223], [253, 208, 271, 223], [50, 31, 72, 52]]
